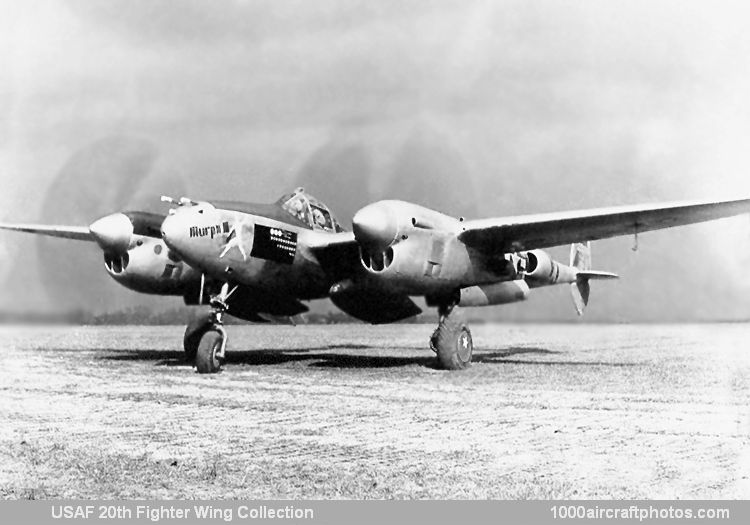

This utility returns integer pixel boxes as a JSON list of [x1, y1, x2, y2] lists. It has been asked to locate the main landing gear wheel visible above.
[[430, 305, 473, 370]]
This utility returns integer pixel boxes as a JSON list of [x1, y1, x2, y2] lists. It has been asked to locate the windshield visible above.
[[310, 203, 334, 230]]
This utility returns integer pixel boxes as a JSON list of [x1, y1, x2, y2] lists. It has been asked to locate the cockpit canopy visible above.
[[277, 188, 343, 232]]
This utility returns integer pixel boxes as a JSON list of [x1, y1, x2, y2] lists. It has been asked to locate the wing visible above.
[[305, 231, 422, 323], [0, 223, 93, 241], [458, 197, 750, 253], [305, 230, 357, 250], [306, 231, 360, 280]]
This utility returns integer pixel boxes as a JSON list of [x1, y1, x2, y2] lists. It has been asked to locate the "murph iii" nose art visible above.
[[189, 222, 230, 239]]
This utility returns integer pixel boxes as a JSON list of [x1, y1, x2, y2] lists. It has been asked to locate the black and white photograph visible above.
[[1, 0, 749, 513]]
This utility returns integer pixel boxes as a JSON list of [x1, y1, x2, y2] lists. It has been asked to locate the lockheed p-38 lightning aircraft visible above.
[[2, 188, 750, 372]]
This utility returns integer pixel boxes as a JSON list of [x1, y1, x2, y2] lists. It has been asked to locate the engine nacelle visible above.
[[350, 200, 476, 295], [523, 249, 576, 287], [103, 236, 199, 294], [524, 249, 553, 278], [459, 280, 530, 307]]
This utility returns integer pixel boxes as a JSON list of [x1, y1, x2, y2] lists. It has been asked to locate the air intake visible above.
[[359, 246, 394, 272]]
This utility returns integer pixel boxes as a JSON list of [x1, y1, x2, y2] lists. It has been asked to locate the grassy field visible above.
[[0, 323, 748, 499]]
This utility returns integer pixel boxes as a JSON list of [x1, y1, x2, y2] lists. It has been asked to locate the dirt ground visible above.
[[0, 323, 748, 499]]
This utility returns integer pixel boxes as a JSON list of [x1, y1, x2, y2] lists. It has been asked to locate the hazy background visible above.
[[2, 0, 750, 321]]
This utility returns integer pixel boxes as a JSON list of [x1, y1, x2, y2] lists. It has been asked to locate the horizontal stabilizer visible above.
[[576, 270, 619, 280]]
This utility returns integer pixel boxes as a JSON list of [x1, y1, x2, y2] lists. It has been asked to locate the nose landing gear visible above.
[[195, 324, 226, 374], [183, 282, 235, 373], [430, 303, 473, 370]]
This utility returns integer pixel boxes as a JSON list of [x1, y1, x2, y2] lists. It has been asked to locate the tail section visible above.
[[570, 241, 592, 272], [569, 242, 618, 315]]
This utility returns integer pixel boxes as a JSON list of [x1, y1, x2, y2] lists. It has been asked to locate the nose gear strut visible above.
[[183, 282, 236, 373]]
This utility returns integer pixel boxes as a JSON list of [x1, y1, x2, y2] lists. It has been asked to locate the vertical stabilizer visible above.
[[570, 241, 592, 272], [569, 242, 618, 315], [570, 242, 591, 315]]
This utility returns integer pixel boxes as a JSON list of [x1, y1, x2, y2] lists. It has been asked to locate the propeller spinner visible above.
[[352, 204, 398, 251], [88, 213, 134, 253]]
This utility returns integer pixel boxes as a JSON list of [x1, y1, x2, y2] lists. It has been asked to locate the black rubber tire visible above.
[[195, 330, 223, 374], [184, 313, 213, 363], [431, 316, 473, 370]]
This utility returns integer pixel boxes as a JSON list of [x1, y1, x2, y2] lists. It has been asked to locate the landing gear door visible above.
[[424, 234, 446, 277]]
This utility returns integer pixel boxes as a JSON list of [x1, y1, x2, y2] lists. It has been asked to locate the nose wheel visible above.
[[430, 304, 473, 370], [195, 326, 226, 374], [183, 283, 235, 374]]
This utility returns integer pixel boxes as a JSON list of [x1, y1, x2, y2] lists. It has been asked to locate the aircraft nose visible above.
[[160, 211, 185, 250], [89, 213, 133, 253], [353, 204, 398, 249]]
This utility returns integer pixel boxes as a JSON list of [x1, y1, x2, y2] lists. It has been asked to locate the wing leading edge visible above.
[[0, 223, 93, 241], [458, 197, 750, 254]]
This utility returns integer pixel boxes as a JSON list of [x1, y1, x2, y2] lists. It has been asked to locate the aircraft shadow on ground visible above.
[[475, 347, 639, 367], [94, 345, 566, 370]]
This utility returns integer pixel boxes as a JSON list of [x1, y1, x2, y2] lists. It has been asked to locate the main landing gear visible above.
[[184, 288, 474, 372], [430, 303, 473, 370], [183, 283, 234, 374]]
